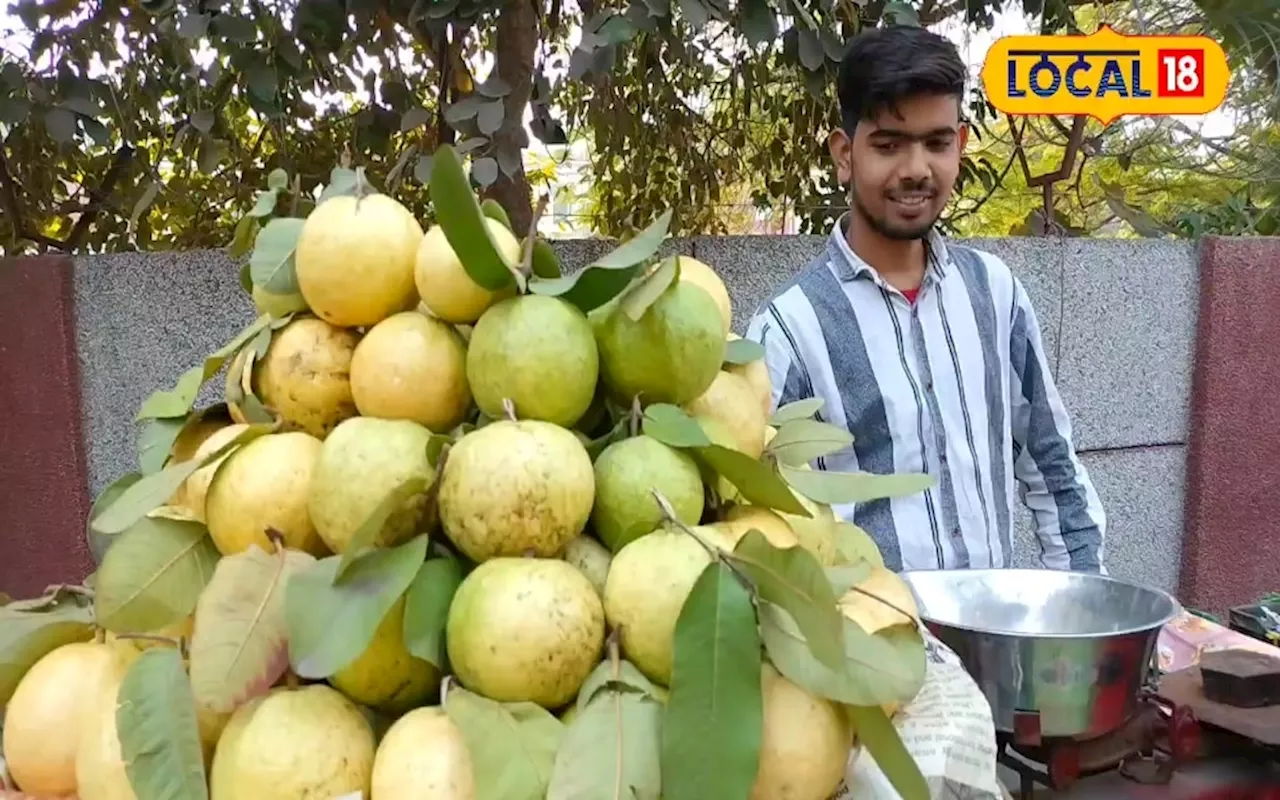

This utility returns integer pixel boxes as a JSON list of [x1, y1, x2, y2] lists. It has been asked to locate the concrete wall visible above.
[[73, 236, 1197, 596]]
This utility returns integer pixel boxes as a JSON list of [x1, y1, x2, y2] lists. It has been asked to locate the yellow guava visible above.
[[415, 219, 520, 324], [254, 316, 360, 439], [591, 435, 704, 552], [685, 370, 768, 460], [370, 706, 475, 800], [674, 256, 732, 337], [329, 597, 440, 715], [446, 558, 604, 709], [751, 663, 853, 800], [295, 193, 424, 328], [712, 505, 800, 550], [74, 662, 137, 800], [438, 420, 594, 562], [726, 333, 773, 418], [839, 566, 921, 719], [174, 422, 250, 521], [349, 310, 472, 433], [560, 534, 613, 598]]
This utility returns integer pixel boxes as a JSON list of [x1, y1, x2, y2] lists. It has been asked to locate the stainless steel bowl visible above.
[[900, 568, 1181, 743]]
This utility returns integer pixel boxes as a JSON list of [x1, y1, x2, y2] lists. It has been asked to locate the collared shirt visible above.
[[744, 215, 1106, 573]]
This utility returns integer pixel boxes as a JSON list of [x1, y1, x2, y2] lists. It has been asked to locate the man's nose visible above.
[[900, 143, 931, 182]]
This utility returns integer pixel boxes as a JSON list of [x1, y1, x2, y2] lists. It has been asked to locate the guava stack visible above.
[[0, 147, 937, 800]]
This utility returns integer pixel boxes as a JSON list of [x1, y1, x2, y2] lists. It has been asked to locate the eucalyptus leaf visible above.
[[136, 314, 272, 420], [249, 217, 305, 295], [87, 472, 143, 563], [723, 337, 765, 365], [130, 181, 161, 234], [693, 445, 810, 515], [94, 516, 220, 634], [44, 106, 77, 142], [429, 144, 518, 292], [767, 419, 853, 466], [620, 255, 677, 321], [402, 555, 462, 669], [196, 136, 229, 174], [740, 0, 778, 46], [138, 416, 186, 474], [445, 685, 564, 800], [833, 522, 885, 568], [547, 689, 662, 800], [476, 77, 513, 97], [846, 704, 929, 800], [726, 529, 844, 669], [286, 535, 428, 679], [267, 168, 289, 191], [662, 562, 762, 800], [477, 100, 505, 135], [334, 477, 430, 583], [781, 466, 933, 505], [117, 648, 209, 800], [400, 105, 432, 132], [641, 403, 711, 448], [798, 28, 824, 70], [576, 657, 658, 712], [769, 397, 824, 426], [0, 595, 94, 705]]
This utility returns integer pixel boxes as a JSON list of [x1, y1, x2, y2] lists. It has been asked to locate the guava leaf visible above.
[[661, 562, 762, 800], [117, 648, 209, 800], [576, 658, 658, 712], [619, 255, 678, 322], [527, 209, 673, 313], [91, 423, 275, 535], [530, 236, 562, 279], [334, 476, 431, 584], [825, 562, 874, 596], [767, 419, 854, 466], [231, 218, 259, 262], [136, 315, 273, 421], [87, 472, 143, 564], [692, 445, 810, 515], [267, 167, 289, 191], [286, 535, 428, 679], [640, 404, 711, 448], [317, 165, 361, 204], [138, 417, 186, 474], [833, 522, 885, 568], [0, 592, 94, 705], [584, 416, 629, 461], [445, 685, 565, 800], [430, 144, 518, 292], [725, 529, 844, 670], [723, 337, 765, 365], [248, 188, 279, 218], [481, 197, 513, 230], [769, 397, 824, 426], [846, 704, 929, 800], [547, 690, 662, 800], [402, 554, 462, 669], [189, 544, 315, 714], [94, 516, 219, 634], [757, 601, 926, 707], [249, 217, 305, 295], [780, 466, 933, 505]]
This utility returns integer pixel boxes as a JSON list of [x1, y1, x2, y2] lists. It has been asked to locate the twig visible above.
[[651, 489, 755, 594], [64, 145, 135, 250]]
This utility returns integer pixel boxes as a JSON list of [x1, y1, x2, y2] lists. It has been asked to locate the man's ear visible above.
[[957, 122, 970, 154], [828, 127, 853, 187]]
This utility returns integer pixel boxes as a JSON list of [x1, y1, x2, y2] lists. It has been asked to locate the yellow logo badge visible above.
[[981, 26, 1230, 125]]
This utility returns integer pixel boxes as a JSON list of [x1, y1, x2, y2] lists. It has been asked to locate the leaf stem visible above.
[[440, 674, 454, 706], [629, 395, 643, 438], [115, 633, 181, 647], [650, 489, 756, 594], [265, 527, 285, 553], [843, 585, 924, 633], [502, 398, 518, 422]]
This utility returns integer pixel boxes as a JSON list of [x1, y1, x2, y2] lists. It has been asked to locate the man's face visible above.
[[829, 93, 967, 241]]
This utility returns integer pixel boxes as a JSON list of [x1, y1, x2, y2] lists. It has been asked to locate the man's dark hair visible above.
[[837, 25, 967, 133]]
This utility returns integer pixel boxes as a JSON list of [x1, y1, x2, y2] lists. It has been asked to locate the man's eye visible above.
[[927, 139, 953, 151], [873, 142, 898, 153]]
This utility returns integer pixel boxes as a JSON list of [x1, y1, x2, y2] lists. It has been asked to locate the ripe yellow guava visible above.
[[840, 566, 921, 719], [466, 294, 598, 428], [560, 534, 613, 598], [712, 505, 800, 550], [74, 659, 138, 800], [308, 416, 435, 554], [595, 280, 726, 406], [210, 684, 375, 800], [371, 706, 475, 799], [174, 422, 250, 521], [751, 663, 853, 800], [415, 219, 520, 324], [446, 558, 605, 709], [295, 193, 424, 328], [674, 256, 732, 337], [438, 420, 594, 562], [329, 597, 440, 715], [167, 410, 233, 467], [725, 333, 773, 418], [685, 370, 768, 460], [205, 431, 329, 557], [591, 435, 705, 552], [254, 316, 360, 439], [349, 310, 472, 433]]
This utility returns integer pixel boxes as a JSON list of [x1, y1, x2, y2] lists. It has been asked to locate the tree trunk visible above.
[[485, 0, 537, 235]]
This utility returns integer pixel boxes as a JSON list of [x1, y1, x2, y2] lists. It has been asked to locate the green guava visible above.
[[561, 534, 613, 597], [466, 294, 599, 428], [591, 435, 705, 552]]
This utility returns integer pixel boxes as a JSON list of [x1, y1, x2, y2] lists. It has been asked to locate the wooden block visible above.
[[1200, 648, 1280, 708]]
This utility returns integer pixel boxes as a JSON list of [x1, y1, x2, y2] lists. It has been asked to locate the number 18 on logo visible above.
[[1159, 49, 1205, 97]]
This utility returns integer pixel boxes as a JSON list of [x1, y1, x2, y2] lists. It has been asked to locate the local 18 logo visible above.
[[981, 26, 1230, 125]]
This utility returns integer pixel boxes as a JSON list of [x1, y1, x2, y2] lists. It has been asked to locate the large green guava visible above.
[[591, 435, 705, 552]]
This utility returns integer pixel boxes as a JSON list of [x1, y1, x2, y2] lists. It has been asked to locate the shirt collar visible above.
[[825, 212, 951, 285]]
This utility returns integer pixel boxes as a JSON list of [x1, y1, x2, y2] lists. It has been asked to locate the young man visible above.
[[745, 25, 1105, 574]]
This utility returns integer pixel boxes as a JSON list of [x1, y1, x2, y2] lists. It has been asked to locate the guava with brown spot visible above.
[[750, 663, 853, 800], [591, 434, 704, 553], [446, 557, 605, 709], [439, 419, 594, 562], [254, 316, 361, 439]]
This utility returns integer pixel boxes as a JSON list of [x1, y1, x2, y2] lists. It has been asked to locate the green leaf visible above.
[[584, 415, 628, 461], [548, 689, 662, 800], [576, 658, 658, 712], [825, 562, 874, 597], [727, 529, 844, 669], [767, 419, 853, 466], [429, 144, 518, 292], [780, 466, 933, 505], [94, 516, 220, 634], [334, 477, 430, 584], [768, 397, 824, 426], [230, 216, 259, 261], [0, 592, 94, 705], [44, 106, 77, 142], [286, 535, 428, 679], [267, 168, 289, 191], [248, 189, 278, 218], [138, 416, 186, 474], [130, 181, 160, 234], [833, 523, 884, 568], [481, 197, 513, 230], [641, 404, 711, 448], [661, 562, 762, 800], [723, 337, 765, 365], [92, 424, 274, 536], [117, 648, 209, 800], [87, 472, 143, 563], [527, 209, 673, 313], [740, 0, 778, 46], [249, 217, 305, 295], [758, 601, 926, 707], [189, 545, 315, 714], [445, 685, 565, 800], [693, 446, 810, 515], [530, 237, 563, 279], [846, 704, 929, 800], [197, 136, 229, 174], [620, 255, 677, 321], [136, 315, 273, 420], [402, 555, 462, 670], [319, 166, 360, 204]]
